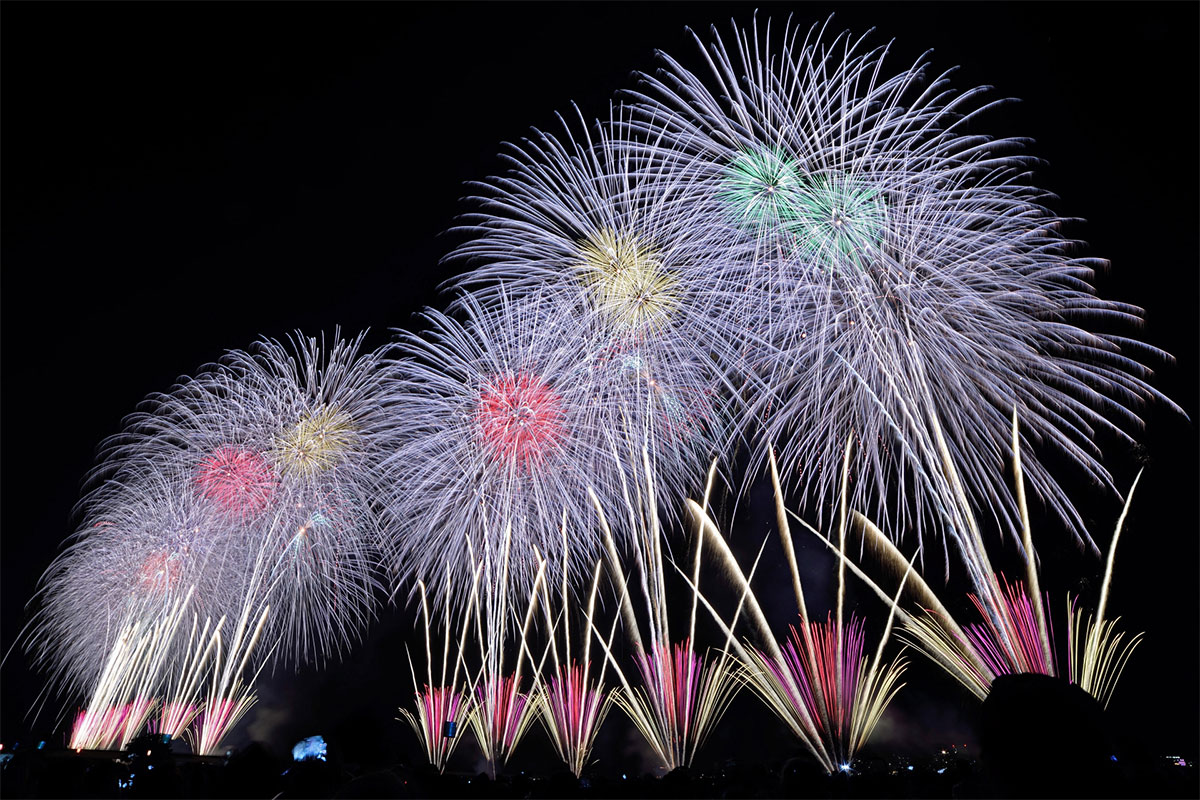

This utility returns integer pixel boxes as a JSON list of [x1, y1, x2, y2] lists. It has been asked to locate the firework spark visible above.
[[475, 371, 568, 471], [196, 446, 278, 517]]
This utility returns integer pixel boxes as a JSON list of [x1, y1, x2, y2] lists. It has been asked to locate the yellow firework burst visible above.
[[273, 405, 356, 477], [576, 229, 677, 330]]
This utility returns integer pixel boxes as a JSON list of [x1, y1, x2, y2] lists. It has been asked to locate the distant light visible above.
[[622, 774, 627, 780], [839, 762, 852, 772], [937, 768, 946, 774], [37, 742, 46, 750], [907, 766, 914, 771], [292, 735, 327, 763], [443, 720, 456, 739], [1110, 755, 1118, 762], [148, 765, 154, 771]]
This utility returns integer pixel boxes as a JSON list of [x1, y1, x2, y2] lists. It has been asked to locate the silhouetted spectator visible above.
[[979, 673, 1121, 798]]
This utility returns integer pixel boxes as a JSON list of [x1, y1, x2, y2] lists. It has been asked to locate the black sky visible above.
[[2, 0, 1197, 769]]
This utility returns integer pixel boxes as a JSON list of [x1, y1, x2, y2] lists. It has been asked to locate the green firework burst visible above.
[[719, 148, 804, 229], [788, 172, 887, 270]]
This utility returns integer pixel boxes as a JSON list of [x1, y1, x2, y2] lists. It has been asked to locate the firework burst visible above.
[[68, 331, 399, 668], [28, 470, 227, 698], [624, 16, 1178, 566], [445, 105, 752, 514], [382, 292, 639, 607], [685, 446, 908, 773]]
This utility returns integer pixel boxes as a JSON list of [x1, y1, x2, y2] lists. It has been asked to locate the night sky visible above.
[[3, 0, 1196, 775]]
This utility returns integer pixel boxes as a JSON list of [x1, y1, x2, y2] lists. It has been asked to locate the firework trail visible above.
[[186, 547, 276, 756], [152, 612, 222, 741], [806, 415, 1143, 707], [684, 445, 907, 773], [397, 573, 481, 773], [69, 587, 195, 750], [623, 16, 1178, 570], [587, 450, 741, 771], [189, 608, 272, 756], [461, 527, 544, 779], [527, 524, 619, 777]]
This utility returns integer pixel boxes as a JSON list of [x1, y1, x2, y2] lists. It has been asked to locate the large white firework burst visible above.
[[27, 467, 231, 697], [381, 292, 648, 607], [623, 16, 1178, 564], [72, 330, 402, 668], [445, 104, 761, 514]]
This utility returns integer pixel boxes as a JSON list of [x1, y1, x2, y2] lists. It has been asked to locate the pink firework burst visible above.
[[195, 446, 277, 515], [963, 574, 1058, 679], [475, 372, 566, 471], [135, 550, 181, 596]]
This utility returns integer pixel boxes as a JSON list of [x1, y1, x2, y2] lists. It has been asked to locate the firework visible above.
[[527, 524, 619, 777], [684, 445, 907, 774], [462, 527, 545, 779], [397, 574, 481, 773], [805, 415, 1144, 708], [28, 470, 227, 699], [191, 561, 274, 756], [25, 330, 399, 761], [67, 331, 398, 668], [623, 16, 1177, 567], [68, 586, 197, 750], [587, 450, 741, 771], [446, 104, 755, 506], [382, 292, 639, 608]]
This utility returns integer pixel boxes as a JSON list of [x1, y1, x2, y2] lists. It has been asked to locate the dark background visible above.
[[3, 0, 1196, 776]]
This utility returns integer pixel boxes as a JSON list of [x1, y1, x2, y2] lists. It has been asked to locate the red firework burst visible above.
[[196, 446, 277, 515], [475, 372, 566, 471]]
